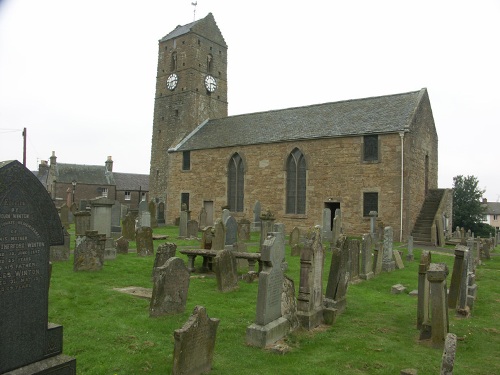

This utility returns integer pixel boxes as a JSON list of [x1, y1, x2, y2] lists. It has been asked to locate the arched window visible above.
[[227, 153, 244, 212], [286, 148, 306, 214]]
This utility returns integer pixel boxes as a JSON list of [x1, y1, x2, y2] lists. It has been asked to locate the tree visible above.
[[452, 175, 486, 233]]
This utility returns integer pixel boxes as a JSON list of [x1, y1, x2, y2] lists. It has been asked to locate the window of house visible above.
[[363, 192, 378, 217], [141, 192, 147, 202], [363, 135, 379, 162], [101, 187, 108, 198], [124, 191, 131, 201], [227, 153, 244, 212], [286, 148, 306, 214], [494, 215, 498, 221], [182, 151, 191, 171]]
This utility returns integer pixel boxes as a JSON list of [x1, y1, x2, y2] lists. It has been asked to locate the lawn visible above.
[[48, 225, 500, 374]]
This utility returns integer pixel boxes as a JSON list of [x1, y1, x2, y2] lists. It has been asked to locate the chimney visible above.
[[38, 160, 49, 175], [49, 151, 57, 166], [482, 198, 487, 203], [105, 156, 113, 172]]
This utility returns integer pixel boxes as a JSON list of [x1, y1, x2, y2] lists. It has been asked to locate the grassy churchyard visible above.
[[49, 225, 500, 374]]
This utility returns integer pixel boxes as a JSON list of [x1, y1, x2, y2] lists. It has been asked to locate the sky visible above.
[[0, 0, 499, 201]]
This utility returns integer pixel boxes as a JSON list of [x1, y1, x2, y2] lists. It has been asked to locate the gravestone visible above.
[[282, 275, 300, 330], [157, 202, 165, 225], [121, 212, 136, 240], [297, 226, 327, 329], [74, 210, 91, 236], [201, 226, 214, 249], [440, 333, 457, 375], [73, 231, 106, 271], [246, 232, 290, 347], [259, 210, 275, 250], [148, 200, 158, 228], [238, 218, 251, 241], [427, 263, 449, 347], [0, 160, 76, 374], [369, 211, 378, 237], [150, 257, 190, 317], [252, 201, 261, 231], [179, 210, 189, 238], [349, 239, 360, 280], [172, 306, 219, 375], [89, 197, 116, 260], [114, 236, 129, 254], [393, 250, 405, 269], [382, 226, 396, 272], [214, 249, 239, 292], [289, 226, 301, 257], [224, 215, 238, 246], [50, 228, 70, 262], [373, 241, 384, 275], [212, 219, 225, 250], [456, 249, 471, 316], [322, 208, 332, 242], [407, 235, 414, 261], [152, 243, 177, 279], [59, 203, 70, 230], [360, 233, 374, 280], [138, 200, 148, 214], [136, 227, 154, 257], [417, 251, 432, 332], [187, 219, 199, 238], [324, 235, 349, 314], [222, 208, 230, 224], [332, 208, 342, 245], [448, 245, 467, 309], [111, 200, 122, 237], [199, 207, 207, 228], [140, 211, 151, 228]]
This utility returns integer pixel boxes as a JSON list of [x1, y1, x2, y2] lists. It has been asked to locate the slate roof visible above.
[[53, 163, 114, 185], [483, 202, 500, 215], [160, 19, 200, 41], [170, 88, 427, 152], [113, 172, 149, 191]]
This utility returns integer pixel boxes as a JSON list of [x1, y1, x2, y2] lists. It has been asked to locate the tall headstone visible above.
[[214, 249, 239, 292], [252, 200, 261, 231], [448, 245, 467, 309], [349, 239, 360, 280], [136, 227, 154, 257], [382, 226, 396, 272], [152, 243, 177, 279], [199, 207, 207, 228], [89, 197, 116, 260], [212, 219, 225, 250], [138, 200, 148, 214], [246, 232, 290, 347], [224, 215, 238, 246], [150, 257, 190, 317], [406, 235, 414, 261], [237, 218, 251, 241], [140, 211, 151, 229], [73, 231, 106, 271], [289, 226, 301, 257], [427, 263, 449, 347], [148, 200, 158, 228], [0, 160, 76, 374], [332, 208, 342, 245], [297, 226, 327, 329], [172, 306, 219, 375], [222, 208, 230, 224], [179, 210, 189, 238], [121, 212, 136, 241], [369, 210, 378, 237], [111, 200, 122, 237], [360, 233, 374, 280], [417, 251, 431, 330], [324, 235, 349, 314], [157, 202, 166, 226], [74, 210, 91, 236], [322, 208, 332, 242]]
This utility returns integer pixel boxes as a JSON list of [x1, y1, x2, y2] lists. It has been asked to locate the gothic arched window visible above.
[[227, 153, 244, 212], [286, 148, 306, 214]]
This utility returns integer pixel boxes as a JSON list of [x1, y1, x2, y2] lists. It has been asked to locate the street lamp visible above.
[[71, 180, 77, 203]]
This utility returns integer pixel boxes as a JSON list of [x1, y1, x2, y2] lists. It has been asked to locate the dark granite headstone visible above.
[[0, 160, 76, 374]]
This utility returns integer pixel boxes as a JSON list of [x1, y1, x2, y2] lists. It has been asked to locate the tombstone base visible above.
[[324, 297, 346, 315], [456, 306, 470, 318], [419, 322, 432, 340], [406, 254, 415, 262], [360, 271, 374, 280], [322, 307, 338, 325], [246, 317, 290, 348], [297, 308, 325, 330], [382, 260, 396, 272], [4, 354, 76, 375]]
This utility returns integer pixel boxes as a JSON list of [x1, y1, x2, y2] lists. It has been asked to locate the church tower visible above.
[[149, 13, 228, 215]]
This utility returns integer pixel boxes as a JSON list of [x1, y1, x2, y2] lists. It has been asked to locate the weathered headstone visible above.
[[114, 236, 129, 254], [74, 230, 106, 271], [224, 215, 238, 246], [427, 263, 449, 347], [199, 207, 207, 228], [212, 219, 225, 250], [373, 241, 384, 275], [332, 208, 342, 245], [157, 202, 165, 225], [179, 210, 189, 238], [246, 232, 290, 347], [121, 212, 136, 240], [440, 333, 457, 375], [201, 226, 214, 249], [136, 226, 154, 257], [214, 249, 239, 292], [111, 200, 122, 236], [222, 208, 230, 224], [322, 208, 332, 242], [393, 250, 405, 269], [297, 226, 327, 329], [138, 200, 148, 214], [407, 235, 414, 261], [237, 218, 251, 241], [150, 257, 189, 317], [349, 239, 360, 280], [360, 233, 374, 280], [324, 235, 349, 314], [0, 160, 76, 374], [59, 203, 70, 230], [382, 226, 396, 272], [172, 306, 219, 375], [448, 245, 467, 309], [417, 251, 432, 333], [140, 210, 151, 229], [50, 228, 70, 262], [289, 226, 301, 257], [187, 219, 199, 238], [152, 242, 177, 279], [74, 210, 91, 236], [282, 275, 300, 330]]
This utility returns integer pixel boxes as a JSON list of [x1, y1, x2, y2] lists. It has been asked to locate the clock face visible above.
[[166, 73, 178, 90], [204, 75, 217, 93]]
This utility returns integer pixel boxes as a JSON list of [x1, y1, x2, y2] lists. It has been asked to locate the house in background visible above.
[[35, 152, 149, 211], [481, 198, 500, 230]]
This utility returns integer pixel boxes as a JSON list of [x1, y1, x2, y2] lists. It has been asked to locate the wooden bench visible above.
[[179, 249, 262, 273]]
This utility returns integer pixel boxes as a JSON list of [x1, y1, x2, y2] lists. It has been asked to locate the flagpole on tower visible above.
[[192, 1, 197, 21]]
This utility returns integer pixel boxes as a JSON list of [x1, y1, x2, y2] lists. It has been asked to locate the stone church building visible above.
[[149, 13, 452, 242]]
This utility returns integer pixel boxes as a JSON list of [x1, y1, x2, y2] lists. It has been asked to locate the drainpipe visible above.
[[399, 131, 405, 243]]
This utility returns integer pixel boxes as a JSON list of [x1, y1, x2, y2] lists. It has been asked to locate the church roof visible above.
[[170, 88, 428, 152]]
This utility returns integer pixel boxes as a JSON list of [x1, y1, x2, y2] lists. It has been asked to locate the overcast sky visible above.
[[1, 0, 499, 200]]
